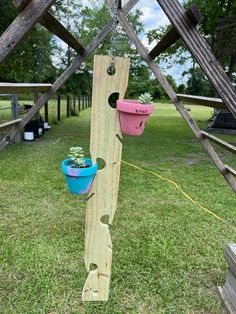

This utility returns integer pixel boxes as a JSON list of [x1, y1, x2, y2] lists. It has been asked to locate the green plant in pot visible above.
[[117, 92, 154, 136], [61, 146, 98, 195], [138, 93, 153, 105]]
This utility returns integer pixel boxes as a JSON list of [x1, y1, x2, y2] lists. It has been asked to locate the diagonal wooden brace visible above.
[[0, 0, 54, 64], [156, 0, 236, 119], [13, 0, 85, 55], [0, 0, 139, 152]]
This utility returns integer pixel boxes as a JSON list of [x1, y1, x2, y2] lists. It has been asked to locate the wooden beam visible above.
[[0, 0, 138, 152], [0, 0, 54, 64], [177, 94, 227, 111], [106, 0, 236, 193], [156, 0, 236, 120], [0, 83, 52, 93], [12, 0, 31, 10], [217, 286, 236, 314], [201, 131, 236, 155], [149, 4, 203, 59], [13, 1, 85, 55], [40, 13, 85, 55], [0, 118, 21, 129], [225, 165, 236, 177]]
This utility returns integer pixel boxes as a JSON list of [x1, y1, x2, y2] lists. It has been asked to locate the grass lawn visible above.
[[0, 102, 236, 313]]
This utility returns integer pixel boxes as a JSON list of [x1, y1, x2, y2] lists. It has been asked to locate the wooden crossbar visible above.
[[201, 131, 236, 154], [156, 0, 236, 120], [177, 94, 227, 111], [149, 5, 203, 59], [225, 165, 236, 177], [107, 0, 236, 194], [0, 83, 52, 93], [13, 1, 85, 55], [0, 119, 21, 129], [0, 0, 54, 64], [0, 0, 139, 152]]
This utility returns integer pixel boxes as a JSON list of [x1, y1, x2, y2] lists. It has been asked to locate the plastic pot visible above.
[[117, 99, 153, 136], [61, 158, 98, 195]]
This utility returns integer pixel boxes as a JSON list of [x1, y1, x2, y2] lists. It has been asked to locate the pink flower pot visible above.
[[117, 99, 154, 136]]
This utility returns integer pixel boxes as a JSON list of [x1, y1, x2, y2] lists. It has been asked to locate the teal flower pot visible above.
[[61, 158, 98, 195]]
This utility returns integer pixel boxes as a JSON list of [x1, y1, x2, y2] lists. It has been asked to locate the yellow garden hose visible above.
[[122, 160, 236, 231]]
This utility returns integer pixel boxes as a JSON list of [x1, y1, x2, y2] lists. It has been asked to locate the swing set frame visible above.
[[0, 0, 236, 308]]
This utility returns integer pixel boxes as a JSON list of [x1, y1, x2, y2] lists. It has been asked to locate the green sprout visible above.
[[68, 146, 86, 168], [138, 93, 153, 105]]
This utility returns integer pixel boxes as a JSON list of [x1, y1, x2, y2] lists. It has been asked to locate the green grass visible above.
[[0, 103, 236, 313]]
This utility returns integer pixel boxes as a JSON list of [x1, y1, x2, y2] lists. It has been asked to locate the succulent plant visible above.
[[68, 146, 86, 168], [138, 93, 153, 105]]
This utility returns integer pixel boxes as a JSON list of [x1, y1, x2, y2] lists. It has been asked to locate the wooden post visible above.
[[57, 95, 61, 121], [67, 95, 70, 117], [78, 95, 80, 111], [44, 101, 49, 122], [82, 55, 130, 301], [82, 96, 85, 110], [73, 95, 76, 110], [11, 94, 19, 120], [11, 94, 21, 143]]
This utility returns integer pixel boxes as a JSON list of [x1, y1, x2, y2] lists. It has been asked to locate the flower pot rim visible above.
[[117, 99, 153, 115], [61, 158, 98, 177]]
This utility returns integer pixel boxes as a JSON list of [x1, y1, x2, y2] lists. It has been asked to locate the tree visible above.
[[147, 0, 236, 96], [183, 67, 214, 96], [0, 0, 56, 83]]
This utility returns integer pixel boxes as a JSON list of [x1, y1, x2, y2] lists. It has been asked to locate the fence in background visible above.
[[44, 95, 92, 123], [0, 94, 92, 125]]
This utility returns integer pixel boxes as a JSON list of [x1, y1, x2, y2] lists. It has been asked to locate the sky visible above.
[[69, 0, 191, 84]]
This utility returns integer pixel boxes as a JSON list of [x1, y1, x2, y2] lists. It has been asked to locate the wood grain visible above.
[[0, 119, 21, 129], [149, 4, 203, 59], [177, 94, 227, 111], [0, 0, 54, 64], [201, 131, 236, 155], [13, 1, 85, 55], [82, 55, 130, 301]]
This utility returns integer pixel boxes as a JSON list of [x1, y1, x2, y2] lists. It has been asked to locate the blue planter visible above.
[[61, 158, 98, 195]]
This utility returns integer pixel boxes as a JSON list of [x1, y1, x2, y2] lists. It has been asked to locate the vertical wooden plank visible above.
[[82, 55, 130, 301], [57, 95, 61, 121]]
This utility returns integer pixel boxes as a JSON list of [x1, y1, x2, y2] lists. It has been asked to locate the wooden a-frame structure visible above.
[[1, 0, 236, 192], [0, 0, 236, 305]]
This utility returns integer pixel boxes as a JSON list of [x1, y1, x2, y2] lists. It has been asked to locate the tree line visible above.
[[0, 0, 235, 98]]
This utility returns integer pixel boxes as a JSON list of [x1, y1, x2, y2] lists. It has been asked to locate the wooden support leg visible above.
[[82, 55, 130, 301]]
